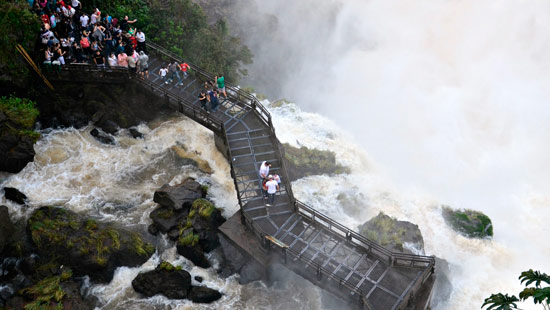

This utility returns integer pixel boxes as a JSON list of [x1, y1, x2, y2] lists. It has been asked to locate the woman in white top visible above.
[[107, 53, 117, 67]]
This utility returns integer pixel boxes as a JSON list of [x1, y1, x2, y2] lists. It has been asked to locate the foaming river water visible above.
[[1, 99, 549, 309]]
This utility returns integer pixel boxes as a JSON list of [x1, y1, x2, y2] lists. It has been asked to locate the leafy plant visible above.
[[483, 270, 550, 310]]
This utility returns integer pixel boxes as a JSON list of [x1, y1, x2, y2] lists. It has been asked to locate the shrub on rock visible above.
[[358, 212, 424, 254], [442, 206, 493, 238]]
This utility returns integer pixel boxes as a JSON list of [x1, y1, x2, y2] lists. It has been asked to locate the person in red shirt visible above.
[[179, 62, 190, 79]]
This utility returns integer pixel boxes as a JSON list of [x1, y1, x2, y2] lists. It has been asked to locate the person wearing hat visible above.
[[265, 175, 279, 206]]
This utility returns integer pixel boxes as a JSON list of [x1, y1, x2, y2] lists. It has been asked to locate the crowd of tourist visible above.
[[31, 0, 230, 111], [33, 0, 151, 76]]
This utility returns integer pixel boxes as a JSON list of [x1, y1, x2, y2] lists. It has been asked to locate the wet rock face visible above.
[[358, 212, 425, 254], [150, 180, 225, 269], [0, 134, 35, 173], [153, 178, 206, 211], [441, 206, 493, 238], [27, 206, 155, 283], [3, 187, 27, 205], [0, 206, 15, 254], [132, 265, 192, 299], [132, 262, 222, 303], [189, 286, 222, 303], [282, 143, 350, 182]]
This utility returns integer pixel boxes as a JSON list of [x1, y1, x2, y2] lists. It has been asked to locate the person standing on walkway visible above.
[[166, 62, 180, 85], [216, 74, 227, 99], [117, 51, 128, 67], [208, 89, 220, 112], [198, 90, 209, 113], [265, 175, 279, 206], [179, 62, 190, 80], [135, 29, 146, 53], [138, 50, 149, 79], [159, 65, 168, 81], [259, 161, 271, 179]]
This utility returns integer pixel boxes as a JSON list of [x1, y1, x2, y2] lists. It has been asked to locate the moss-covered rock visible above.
[[442, 206, 493, 238], [27, 207, 155, 282], [0, 96, 40, 173], [358, 212, 424, 254], [282, 143, 350, 182]]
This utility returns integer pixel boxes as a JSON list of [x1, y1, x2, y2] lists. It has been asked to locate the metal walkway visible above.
[[47, 42, 435, 310]]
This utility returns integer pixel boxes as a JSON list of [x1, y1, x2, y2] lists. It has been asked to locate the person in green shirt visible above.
[[216, 74, 227, 99]]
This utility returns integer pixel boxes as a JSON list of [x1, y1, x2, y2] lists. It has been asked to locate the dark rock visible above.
[[167, 227, 180, 241], [98, 120, 119, 135], [27, 207, 155, 283], [18, 255, 37, 275], [189, 199, 225, 253], [282, 143, 350, 182], [0, 257, 18, 281], [129, 128, 144, 139], [189, 286, 222, 303], [442, 206, 493, 238], [147, 223, 159, 236], [132, 266, 192, 299], [0, 111, 6, 123], [0, 134, 35, 173], [239, 259, 266, 285], [3, 187, 27, 205], [194, 276, 203, 283], [0, 284, 14, 303], [60, 280, 94, 310], [90, 128, 115, 145], [153, 178, 205, 211], [0, 206, 15, 254], [176, 244, 211, 269], [358, 212, 424, 254], [149, 206, 188, 233]]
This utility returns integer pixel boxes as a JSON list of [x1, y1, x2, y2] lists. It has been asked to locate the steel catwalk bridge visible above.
[[45, 42, 435, 310]]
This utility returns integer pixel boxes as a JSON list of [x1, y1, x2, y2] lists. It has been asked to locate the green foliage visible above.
[[192, 198, 216, 218], [482, 293, 519, 310], [131, 232, 155, 257], [159, 261, 182, 271], [178, 231, 199, 247], [0, 95, 39, 128], [520, 270, 550, 288], [484, 270, 550, 309], [442, 206, 493, 238], [0, 0, 41, 83], [201, 185, 209, 195], [20, 268, 73, 310]]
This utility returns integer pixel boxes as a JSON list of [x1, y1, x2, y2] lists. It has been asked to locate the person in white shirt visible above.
[[135, 30, 146, 53], [80, 14, 89, 28], [265, 175, 279, 206], [159, 65, 168, 81], [107, 53, 117, 67], [259, 161, 271, 179], [71, 0, 80, 10]]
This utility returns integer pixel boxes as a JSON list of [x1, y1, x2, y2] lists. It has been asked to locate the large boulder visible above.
[[149, 206, 189, 233], [442, 206, 493, 238], [132, 262, 192, 299], [189, 199, 225, 252], [0, 206, 15, 254], [282, 143, 350, 182], [3, 187, 27, 205], [0, 134, 35, 173], [189, 286, 222, 303], [358, 212, 424, 254], [27, 207, 155, 283], [153, 178, 206, 211], [176, 243, 211, 269]]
